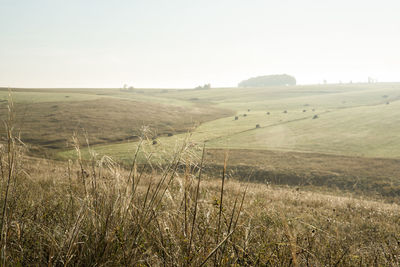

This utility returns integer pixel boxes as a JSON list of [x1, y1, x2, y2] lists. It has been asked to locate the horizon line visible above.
[[1, 81, 400, 90]]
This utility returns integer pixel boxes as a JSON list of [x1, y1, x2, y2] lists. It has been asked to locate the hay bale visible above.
[[312, 115, 318, 119], [234, 116, 239, 120], [256, 124, 260, 128]]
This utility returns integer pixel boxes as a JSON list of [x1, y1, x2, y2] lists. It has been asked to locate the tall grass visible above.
[[0, 96, 399, 266], [0, 99, 248, 265]]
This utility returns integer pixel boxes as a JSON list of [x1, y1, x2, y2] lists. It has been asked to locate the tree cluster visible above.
[[238, 74, 296, 87]]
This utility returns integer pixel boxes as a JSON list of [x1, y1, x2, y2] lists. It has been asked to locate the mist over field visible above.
[[0, 0, 400, 265]]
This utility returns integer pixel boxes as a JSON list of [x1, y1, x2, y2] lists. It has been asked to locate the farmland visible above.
[[2, 84, 400, 197], [54, 83, 400, 160], [24, 83, 395, 196]]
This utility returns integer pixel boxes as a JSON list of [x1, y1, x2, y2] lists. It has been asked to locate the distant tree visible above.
[[238, 74, 296, 87], [194, 83, 211, 89]]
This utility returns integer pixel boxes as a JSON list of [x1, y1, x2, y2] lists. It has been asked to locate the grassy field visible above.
[[3, 83, 400, 196], [59, 83, 400, 159], [0, 88, 233, 157], [207, 100, 400, 158], [48, 83, 400, 197], [1, 84, 400, 265]]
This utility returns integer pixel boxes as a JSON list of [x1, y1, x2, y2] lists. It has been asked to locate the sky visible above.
[[0, 0, 399, 88]]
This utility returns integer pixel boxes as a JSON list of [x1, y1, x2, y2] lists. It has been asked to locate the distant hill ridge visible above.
[[238, 74, 296, 87]]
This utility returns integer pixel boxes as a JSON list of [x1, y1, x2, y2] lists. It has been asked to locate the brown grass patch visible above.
[[0, 98, 233, 155], [205, 149, 400, 198]]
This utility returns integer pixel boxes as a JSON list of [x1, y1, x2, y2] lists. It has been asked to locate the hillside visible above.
[[49, 83, 400, 197], [0, 88, 233, 156]]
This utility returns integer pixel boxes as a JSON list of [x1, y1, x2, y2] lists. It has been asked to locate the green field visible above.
[[55, 83, 400, 160], [3, 84, 400, 196]]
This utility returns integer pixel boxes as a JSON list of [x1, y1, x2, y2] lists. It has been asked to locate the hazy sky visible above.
[[0, 0, 399, 88]]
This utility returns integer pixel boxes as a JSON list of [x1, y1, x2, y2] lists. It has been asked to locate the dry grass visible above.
[[206, 148, 400, 199], [0, 136, 399, 265]]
